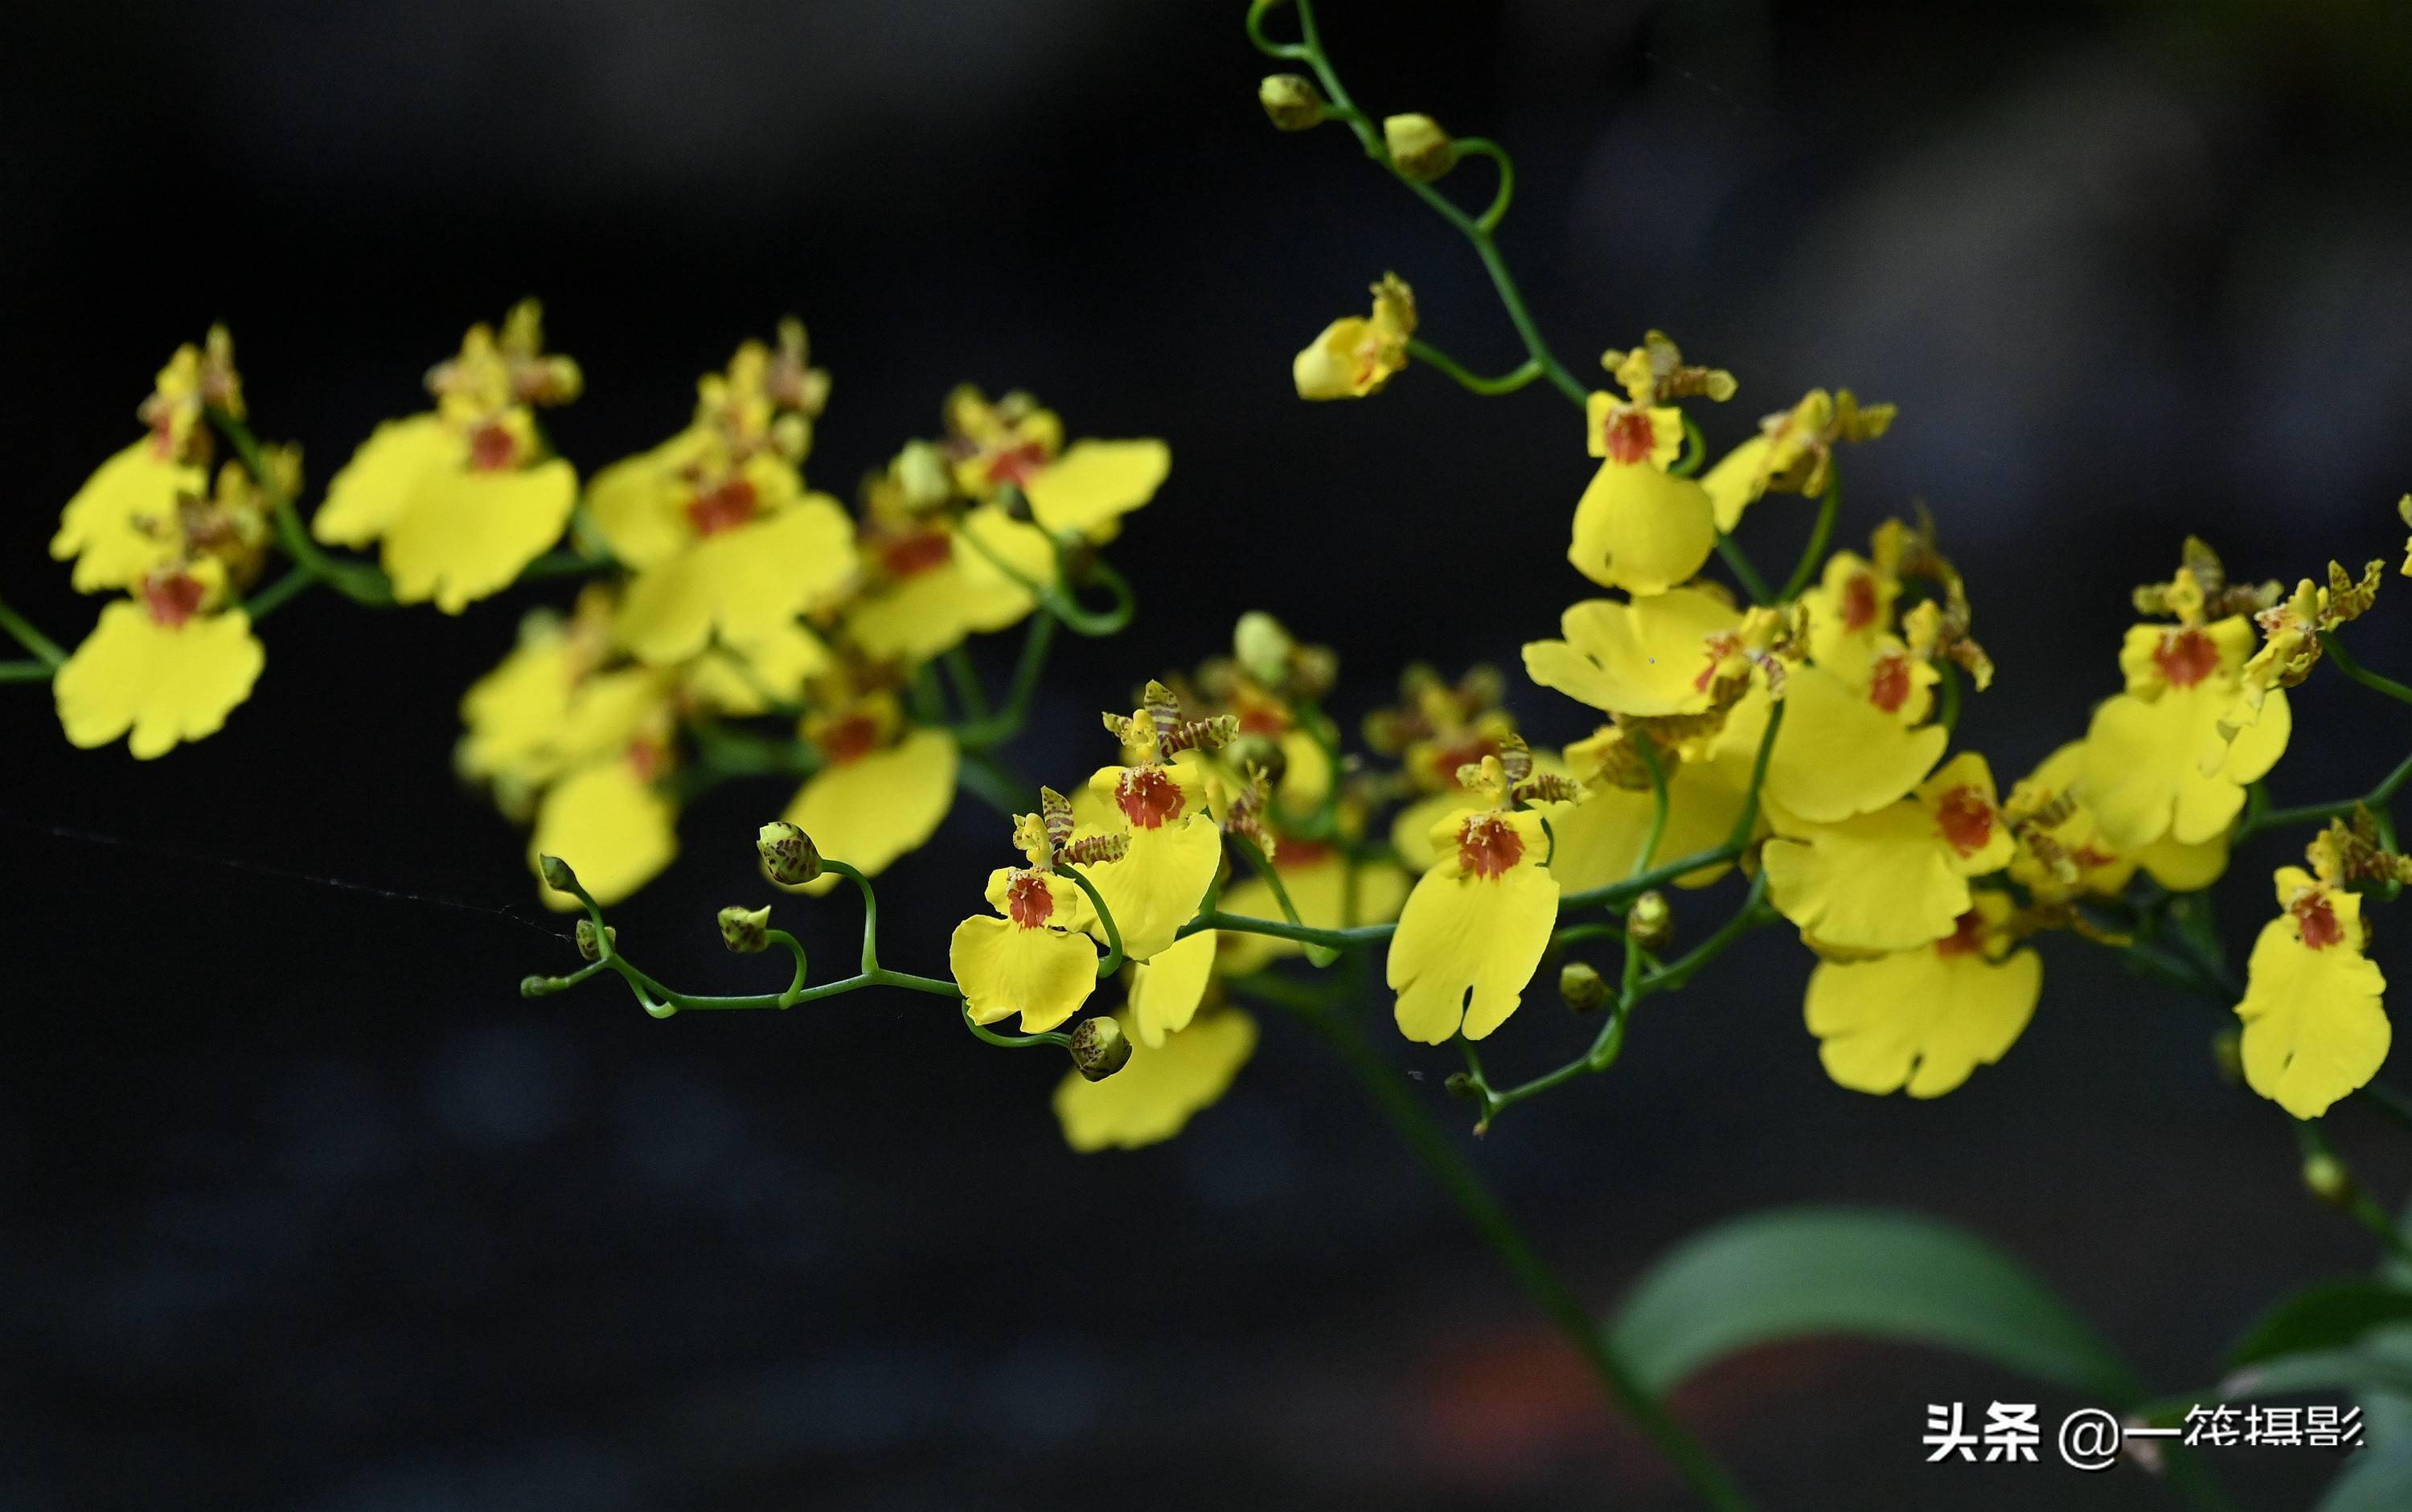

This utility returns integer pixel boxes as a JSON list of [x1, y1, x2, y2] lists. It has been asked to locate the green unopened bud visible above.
[[1223, 731, 1288, 787], [2210, 1027, 2242, 1085], [1626, 891, 1674, 953], [1444, 1071, 1479, 1100], [537, 854, 579, 895], [1234, 610, 1298, 686], [2303, 1152, 2356, 1207], [1258, 73, 1327, 132], [519, 974, 556, 998], [1560, 960, 1610, 1013], [757, 821, 821, 887], [1069, 1016, 1132, 1081], [575, 917, 616, 962], [718, 904, 772, 954], [1383, 113, 1457, 182]]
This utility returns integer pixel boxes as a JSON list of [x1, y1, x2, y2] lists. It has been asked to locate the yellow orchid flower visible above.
[[2235, 866, 2389, 1118], [1389, 802, 1558, 1044], [52, 559, 264, 759], [1567, 450, 1717, 596], [944, 385, 1170, 543], [1804, 894, 2041, 1097], [1703, 387, 1894, 533], [1760, 663, 1948, 824], [950, 867, 1099, 1033], [2081, 617, 2290, 850], [844, 504, 1056, 662], [52, 330, 242, 592], [527, 740, 680, 911], [1294, 272, 1416, 401], [1585, 391, 1684, 469], [314, 302, 580, 613], [1076, 758, 1224, 961], [1539, 728, 1751, 891], [2004, 741, 2227, 903], [1522, 586, 1742, 718], [1763, 752, 2014, 953], [781, 707, 959, 896], [1800, 547, 1903, 686], [1052, 1007, 1257, 1151]]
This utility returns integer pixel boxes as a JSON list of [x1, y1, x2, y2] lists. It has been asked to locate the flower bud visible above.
[[757, 821, 821, 887], [1626, 891, 1674, 953], [1224, 731, 1288, 788], [2209, 1027, 2242, 1085], [2303, 1152, 2356, 1207], [575, 917, 616, 962], [1383, 113, 1457, 182], [519, 974, 556, 998], [718, 904, 772, 954], [537, 854, 580, 895], [1069, 1016, 1132, 1081], [1258, 73, 1327, 131], [1559, 960, 1610, 1014], [1444, 1071, 1479, 1100], [1234, 610, 1297, 686]]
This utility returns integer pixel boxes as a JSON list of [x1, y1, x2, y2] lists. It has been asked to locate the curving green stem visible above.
[[953, 604, 1061, 752], [1060, 863, 1126, 978], [2234, 745, 2412, 843], [0, 589, 66, 669], [2325, 635, 2412, 709], [1778, 471, 1842, 602], [962, 1003, 1073, 1051], [1281, 984, 1756, 1511], [1407, 339, 1542, 396], [1714, 536, 1774, 606]]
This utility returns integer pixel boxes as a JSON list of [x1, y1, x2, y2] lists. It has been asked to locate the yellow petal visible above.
[[54, 601, 265, 759], [583, 431, 712, 568], [52, 442, 201, 592], [1703, 435, 1774, 534], [1388, 811, 1557, 1043], [2237, 914, 2389, 1119], [1567, 460, 1717, 595], [683, 621, 830, 715], [2082, 684, 2261, 850], [1764, 801, 1968, 953], [384, 459, 579, 613], [1521, 586, 1738, 716], [782, 728, 959, 895], [1023, 439, 1169, 543], [528, 757, 679, 911], [314, 414, 458, 548], [1806, 942, 2041, 1097], [950, 914, 1097, 1033], [1294, 318, 1389, 400], [1052, 1009, 1257, 1152], [1128, 929, 1218, 1047], [1764, 665, 1947, 822], [1538, 764, 1741, 893], [615, 495, 858, 664], [1084, 814, 1222, 961], [458, 629, 579, 784]]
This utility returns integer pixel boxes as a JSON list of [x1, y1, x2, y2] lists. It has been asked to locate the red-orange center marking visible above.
[[1936, 910, 1986, 957], [142, 572, 205, 629], [984, 440, 1050, 488], [1602, 407, 1656, 465], [1932, 785, 1996, 857], [1840, 572, 1878, 631], [2153, 628, 2221, 689], [2294, 891, 2346, 951], [1238, 706, 1288, 736], [1116, 766, 1185, 829], [818, 715, 882, 766], [1280, 839, 1335, 868], [2070, 845, 2119, 870], [880, 529, 953, 577], [1458, 815, 1524, 879], [1007, 872, 1056, 928], [469, 423, 519, 472], [1868, 654, 1912, 713], [685, 477, 759, 536], [628, 738, 667, 785]]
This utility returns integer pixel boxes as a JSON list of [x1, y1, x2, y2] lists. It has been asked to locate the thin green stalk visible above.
[[2296, 1121, 2412, 1267], [1671, 414, 1707, 477], [1452, 136, 1515, 235], [1778, 473, 1841, 602], [1631, 732, 1670, 875], [1060, 863, 1126, 978], [1637, 872, 1771, 996], [0, 659, 55, 682], [207, 405, 395, 605], [1715, 535, 1774, 605], [242, 564, 317, 623], [2326, 636, 2412, 709], [1285, 991, 1754, 1512], [0, 591, 66, 668], [943, 645, 991, 722], [958, 750, 1038, 818], [2235, 746, 2412, 843], [1406, 339, 1541, 396], [1936, 661, 1962, 736], [963, 1003, 1073, 1050], [954, 605, 1060, 752]]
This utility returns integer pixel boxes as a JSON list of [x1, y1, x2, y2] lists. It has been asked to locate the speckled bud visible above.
[[757, 821, 821, 887], [1069, 1016, 1132, 1082], [537, 854, 579, 895], [1559, 961, 1609, 1014], [1382, 113, 1457, 182], [575, 918, 616, 962], [1258, 74, 1326, 132], [1626, 891, 1674, 953], [718, 904, 772, 954]]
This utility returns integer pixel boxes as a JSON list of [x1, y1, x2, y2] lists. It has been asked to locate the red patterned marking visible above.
[[1936, 910, 1986, 957], [1116, 766, 1185, 829], [142, 572, 206, 629], [469, 423, 519, 472], [1007, 871, 1056, 928], [1868, 654, 1912, 713], [1602, 407, 1656, 465], [2294, 891, 2345, 951], [1840, 572, 1878, 631], [2153, 628, 2221, 689], [818, 715, 882, 766], [880, 529, 953, 577], [685, 477, 759, 536], [1458, 814, 1524, 879], [1932, 786, 1996, 857], [984, 441, 1050, 488]]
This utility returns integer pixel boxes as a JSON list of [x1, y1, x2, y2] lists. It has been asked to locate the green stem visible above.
[[2234, 746, 2412, 843], [1778, 472, 1841, 602], [1406, 339, 1542, 396], [1714, 535, 1774, 605], [1637, 873, 1772, 996], [1452, 136, 1515, 235], [0, 591, 66, 668], [1631, 732, 1670, 875], [943, 645, 991, 722], [1671, 414, 1707, 477], [2326, 635, 2412, 709], [963, 1002, 1073, 1050], [0, 660, 55, 682], [1060, 863, 1126, 978], [953, 605, 1060, 752], [242, 564, 317, 623], [1286, 991, 1754, 1511], [1936, 661, 1962, 736], [958, 750, 1038, 818], [2296, 1121, 2412, 1266]]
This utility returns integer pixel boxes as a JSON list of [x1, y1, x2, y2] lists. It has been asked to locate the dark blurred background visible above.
[[7, 1, 2412, 1506]]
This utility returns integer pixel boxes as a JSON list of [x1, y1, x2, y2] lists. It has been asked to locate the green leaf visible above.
[[2133, 1349, 2412, 1428], [1608, 1205, 2139, 1403], [2229, 1280, 2412, 1367], [2316, 1443, 2412, 1511]]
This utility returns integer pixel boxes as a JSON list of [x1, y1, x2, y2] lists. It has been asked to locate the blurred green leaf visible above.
[[2315, 1442, 2412, 1511], [1607, 1206, 2139, 1403], [2229, 1279, 2412, 1367], [2134, 1348, 2412, 1428]]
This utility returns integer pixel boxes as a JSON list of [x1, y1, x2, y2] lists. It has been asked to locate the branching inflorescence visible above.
[[18, 3, 2412, 1505]]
